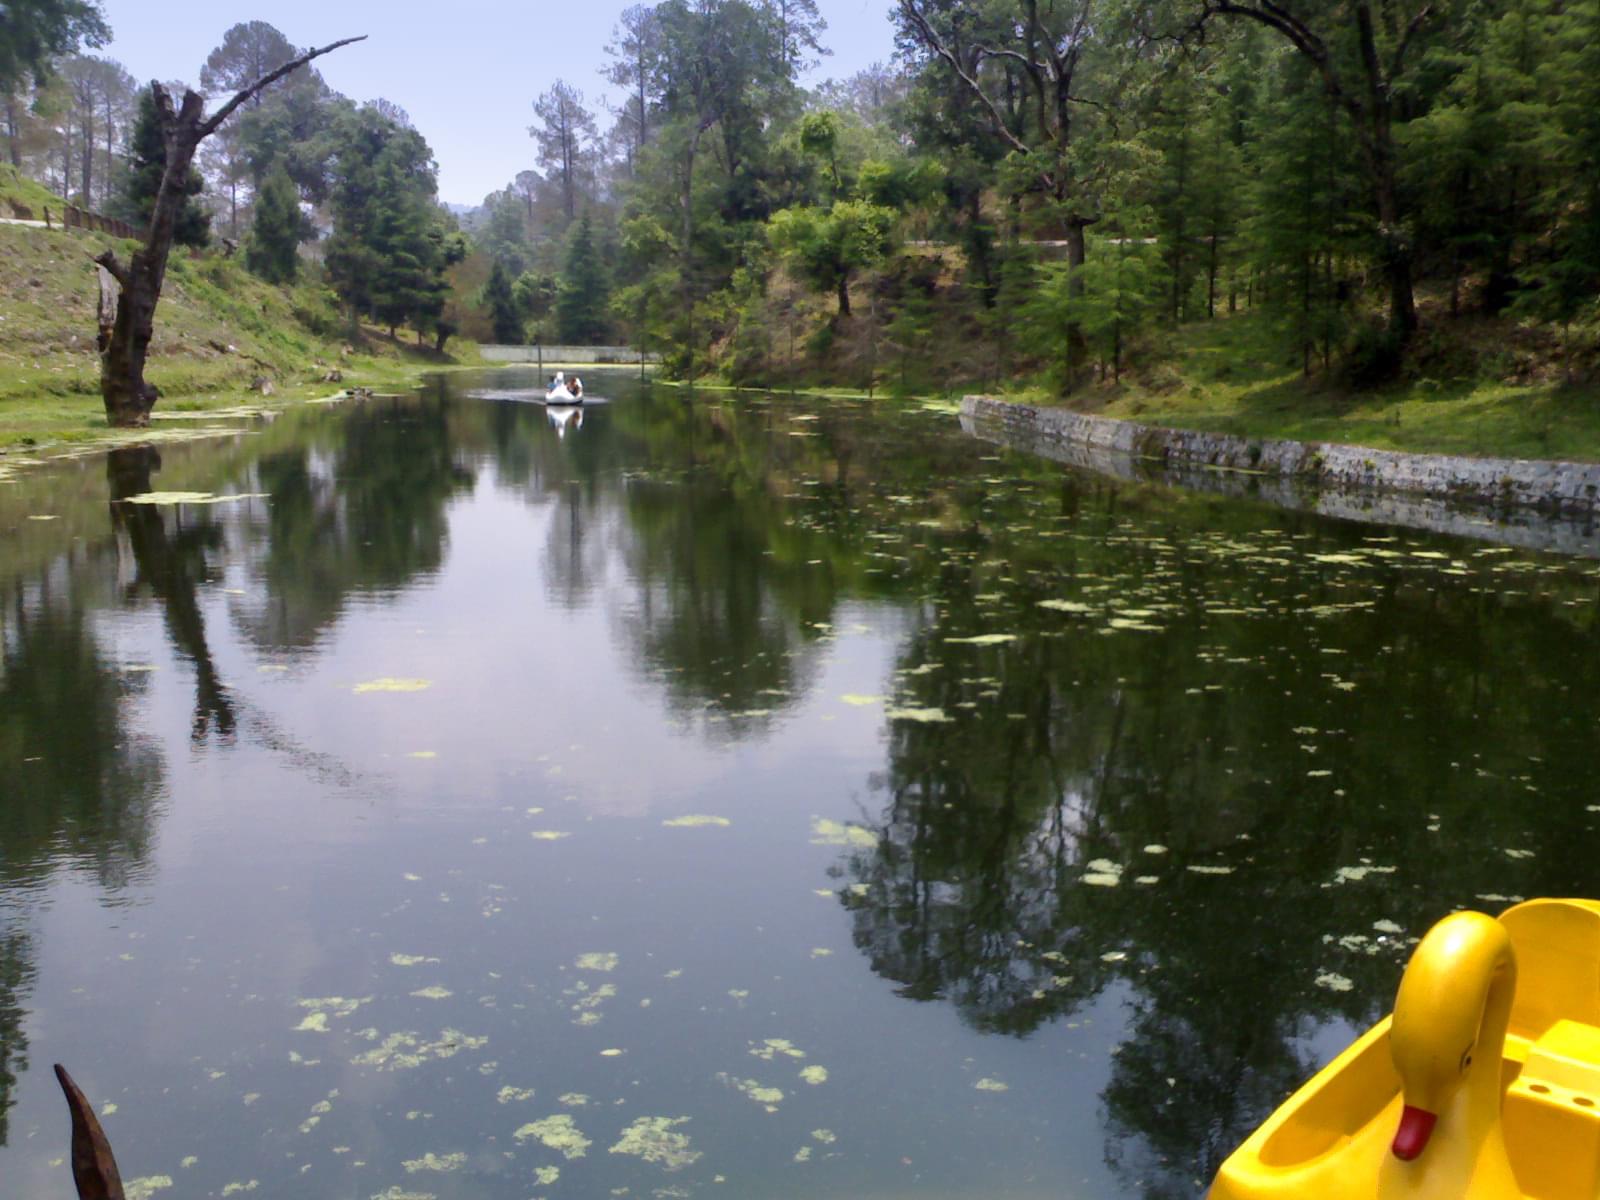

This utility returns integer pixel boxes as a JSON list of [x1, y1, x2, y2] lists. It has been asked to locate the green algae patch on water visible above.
[[810, 817, 877, 849], [410, 986, 453, 1000], [390, 953, 439, 967], [126, 1178, 175, 1200], [295, 995, 370, 1031], [1082, 858, 1124, 887], [609, 1116, 703, 1170], [944, 633, 1019, 646], [530, 830, 571, 841], [722, 1075, 785, 1111], [575, 952, 619, 972], [885, 706, 952, 723], [402, 1152, 466, 1173], [514, 1114, 591, 1158], [799, 1065, 828, 1085], [534, 1165, 560, 1185], [750, 1038, 806, 1061], [840, 693, 885, 706], [498, 1085, 535, 1103], [352, 1029, 487, 1071], [974, 1078, 1009, 1092], [662, 815, 731, 828], [1038, 599, 1095, 614], [122, 491, 268, 506], [353, 677, 433, 694]]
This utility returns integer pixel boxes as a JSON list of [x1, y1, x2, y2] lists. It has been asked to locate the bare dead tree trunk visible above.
[[94, 36, 365, 427]]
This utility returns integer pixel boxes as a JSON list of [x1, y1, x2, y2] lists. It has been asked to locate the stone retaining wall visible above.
[[961, 397, 1600, 516], [481, 344, 659, 365]]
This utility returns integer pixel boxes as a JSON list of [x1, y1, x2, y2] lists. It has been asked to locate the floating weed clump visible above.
[[609, 1116, 702, 1170], [497, 1086, 535, 1104], [390, 953, 439, 967], [122, 491, 268, 506], [295, 996, 370, 1031], [722, 1075, 784, 1111], [409, 986, 453, 1000], [402, 1152, 466, 1173], [840, 693, 884, 706], [530, 831, 571, 841], [974, 1078, 1008, 1092], [884, 706, 952, 723], [798, 1065, 828, 1085], [810, 817, 877, 848], [749, 1038, 805, 1061], [126, 1178, 175, 1200], [353, 677, 432, 694], [1081, 858, 1123, 887], [1315, 972, 1355, 992], [1329, 863, 1397, 885], [662, 815, 731, 828], [575, 952, 619, 972], [352, 1029, 487, 1071], [534, 1165, 559, 1185], [1037, 599, 1095, 614], [513, 1114, 591, 1158]]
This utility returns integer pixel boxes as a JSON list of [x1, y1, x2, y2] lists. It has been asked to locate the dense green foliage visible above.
[[554, 211, 612, 343], [444, 0, 1600, 391], [0, 0, 106, 91], [4, 0, 1599, 388], [245, 164, 304, 284], [483, 259, 521, 344], [120, 91, 210, 247]]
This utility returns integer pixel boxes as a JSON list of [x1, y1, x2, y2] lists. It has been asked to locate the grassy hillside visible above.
[[0, 163, 65, 216], [0, 223, 479, 450]]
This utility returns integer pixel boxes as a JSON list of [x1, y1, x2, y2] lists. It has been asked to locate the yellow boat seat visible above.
[[1503, 899, 1600, 1043]]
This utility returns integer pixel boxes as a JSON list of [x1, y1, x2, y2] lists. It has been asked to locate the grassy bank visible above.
[[1004, 313, 1600, 463], [711, 254, 1600, 464], [0, 223, 481, 454]]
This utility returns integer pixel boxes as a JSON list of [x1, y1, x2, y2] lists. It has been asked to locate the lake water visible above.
[[3, 368, 1599, 1200]]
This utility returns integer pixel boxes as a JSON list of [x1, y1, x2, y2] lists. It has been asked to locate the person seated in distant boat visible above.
[[549, 370, 566, 395], [567, 375, 584, 400]]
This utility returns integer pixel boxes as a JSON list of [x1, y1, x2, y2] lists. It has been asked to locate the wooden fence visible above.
[[6, 198, 140, 238]]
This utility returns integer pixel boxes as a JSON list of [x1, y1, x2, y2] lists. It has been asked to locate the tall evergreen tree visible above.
[[554, 211, 612, 343], [530, 81, 597, 227], [245, 163, 303, 283], [484, 259, 522, 343], [120, 90, 210, 246]]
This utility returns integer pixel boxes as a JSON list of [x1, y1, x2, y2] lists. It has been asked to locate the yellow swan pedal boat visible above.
[[1212, 898, 1600, 1200]]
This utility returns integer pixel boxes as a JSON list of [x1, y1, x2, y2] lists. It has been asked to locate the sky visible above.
[[92, 0, 900, 206]]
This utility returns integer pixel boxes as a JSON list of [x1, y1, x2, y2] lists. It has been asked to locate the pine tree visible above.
[[483, 259, 522, 343], [554, 212, 612, 343], [245, 163, 302, 283], [121, 90, 210, 246]]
